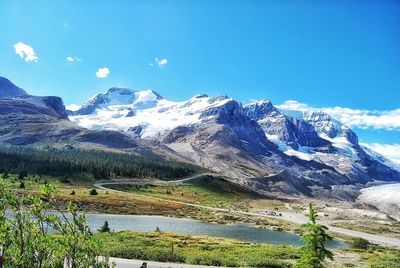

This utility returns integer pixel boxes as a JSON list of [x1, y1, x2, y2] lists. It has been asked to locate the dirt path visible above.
[[107, 257, 221, 268]]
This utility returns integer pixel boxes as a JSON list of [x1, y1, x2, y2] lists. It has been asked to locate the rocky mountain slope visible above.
[[1, 76, 399, 199], [0, 79, 146, 152], [68, 86, 400, 198]]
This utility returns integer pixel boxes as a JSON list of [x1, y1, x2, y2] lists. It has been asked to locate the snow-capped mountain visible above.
[[1, 76, 399, 199], [68, 87, 400, 197], [0, 78, 141, 150], [70, 88, 233, 138], [70, 87, 164, 115]]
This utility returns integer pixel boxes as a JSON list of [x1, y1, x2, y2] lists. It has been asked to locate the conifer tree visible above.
[[295, 203, 333, 268], [98, 220, 111, 233]]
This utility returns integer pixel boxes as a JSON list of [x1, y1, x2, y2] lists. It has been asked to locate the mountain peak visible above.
[[106, 87, 135, 94], [0, 76, 28, 98], [244, 99, 277, 120], [193, 93, 209, 98], [70, 87, 164, 115]]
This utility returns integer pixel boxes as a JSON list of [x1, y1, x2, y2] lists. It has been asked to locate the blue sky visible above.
[[0, 0, 399, 155]]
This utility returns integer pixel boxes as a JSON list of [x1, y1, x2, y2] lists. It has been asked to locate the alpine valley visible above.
[[1, 76, 399, 201]]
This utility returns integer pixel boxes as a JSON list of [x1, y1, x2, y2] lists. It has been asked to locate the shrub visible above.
[[99, 220, 111, 233], [351, 237, 370, 249], [0, 180, 110, 267], [90, 189, 98, 195]]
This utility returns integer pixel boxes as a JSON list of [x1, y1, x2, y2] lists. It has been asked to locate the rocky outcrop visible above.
[[244, 101, 330, 150]]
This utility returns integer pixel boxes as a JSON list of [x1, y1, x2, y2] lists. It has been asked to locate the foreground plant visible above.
[[0, 179, 112, 268], [294, 203, 333, 268]]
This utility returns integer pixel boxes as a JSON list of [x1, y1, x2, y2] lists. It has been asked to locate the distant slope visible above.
[[0, 77, 28, 98]]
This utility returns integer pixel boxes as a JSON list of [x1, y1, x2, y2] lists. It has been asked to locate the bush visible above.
[[351, 237, 370, 249], [99, 220, 111, 233], [90, 189, 98, 195], [0, 180, 110, 267]]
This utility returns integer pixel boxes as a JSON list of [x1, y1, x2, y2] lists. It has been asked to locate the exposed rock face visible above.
[[302, 111, 343, 139], [0, 97, 68, 119], [0, 78, 140, 150], [244, 101, 330, 150], [66, 84, 400, 198], [0, 77, 28, 98], [1, 76, 400, 199]]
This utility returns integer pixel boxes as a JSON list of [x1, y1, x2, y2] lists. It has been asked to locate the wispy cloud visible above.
[[362, 143, 400, 165], [96, 67, 110, 78], [150, 58, 168, 68], [277, 100, 400, 131], [66, 56, 82, 64], [14, 42, 39, 63]]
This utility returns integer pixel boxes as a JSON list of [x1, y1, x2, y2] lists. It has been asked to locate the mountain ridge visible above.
[[1, 77, 399, 199], [68, 85, 400, 197]]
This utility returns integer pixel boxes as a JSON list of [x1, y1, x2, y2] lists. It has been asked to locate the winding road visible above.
[[94, 174, 400, 248]]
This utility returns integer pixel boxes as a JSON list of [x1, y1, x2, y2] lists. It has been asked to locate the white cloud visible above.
[[66, 104, 80, 111], [277, 100, 400, 131], [66, 56, 82, 64], [151, 58, 168, 68], [362, 143, 400, 165], [14, 42, 39, 62], [277, 100, 310, 111], [96, 67, 110, 78]]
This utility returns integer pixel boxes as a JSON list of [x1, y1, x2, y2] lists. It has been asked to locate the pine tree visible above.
[[98, 220, 110, 232], [294, 203, 333, 268]]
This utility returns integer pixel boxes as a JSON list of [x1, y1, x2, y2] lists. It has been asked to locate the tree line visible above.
[[0, 145, 197, 180]]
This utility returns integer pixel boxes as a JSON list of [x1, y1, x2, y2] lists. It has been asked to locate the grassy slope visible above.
[[106, 177, 255, 208], [96, 231, 300, 267], [360, 248, 400, 268], [96, 231, 400, 268], [2, 174, 204, 217]]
